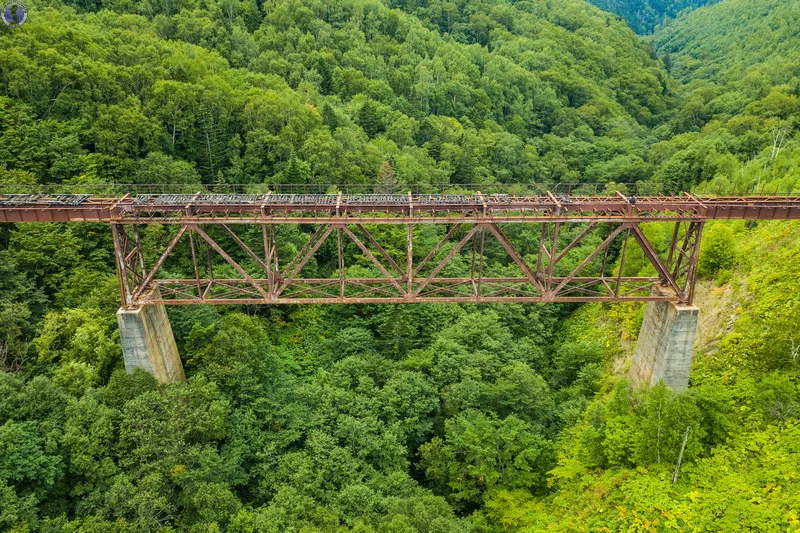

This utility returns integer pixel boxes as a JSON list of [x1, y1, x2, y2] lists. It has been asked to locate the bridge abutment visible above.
[[117, 288, 185, 383], [630, 300, 698, 392]]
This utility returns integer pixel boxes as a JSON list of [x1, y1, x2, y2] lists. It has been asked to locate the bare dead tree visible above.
[[672, 426, 691, 484], [771, 127, 787, 162], [0, 339, 28, 373], [764, 127, 788, 172], [788, 337, 800, 366]]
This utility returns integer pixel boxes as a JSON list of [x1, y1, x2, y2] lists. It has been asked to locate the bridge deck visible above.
[[2, 191, 797, 306], [0, 193, 799, 223]]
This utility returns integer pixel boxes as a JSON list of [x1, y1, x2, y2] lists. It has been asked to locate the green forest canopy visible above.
[[1, 0, 668, 187], [586, 0, 715, 34], [1, 0, 800, 530]]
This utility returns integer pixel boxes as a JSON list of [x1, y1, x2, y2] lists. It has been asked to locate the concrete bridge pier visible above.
[[116, 288, 185, 383], [630, 299, 699, 392]]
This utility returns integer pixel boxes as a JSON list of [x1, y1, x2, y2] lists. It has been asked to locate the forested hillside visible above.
[[586, 0, 713, 34], [653, 0, 800, 80], [1, 0, 669, 188], [1, 0, 800, 530], [647, 0, 800, 195], [484, 219, 800, 530]]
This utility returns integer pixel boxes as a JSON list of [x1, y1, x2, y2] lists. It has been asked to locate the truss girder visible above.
[[111, 219, 703, 307]]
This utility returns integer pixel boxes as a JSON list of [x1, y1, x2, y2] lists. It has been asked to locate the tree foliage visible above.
[[1, 0, 800, 530], [586, 0, 714, 34]]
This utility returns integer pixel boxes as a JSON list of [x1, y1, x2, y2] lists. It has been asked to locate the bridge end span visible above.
[[630, 299, 698, 392], [117, 288, 185, 383]]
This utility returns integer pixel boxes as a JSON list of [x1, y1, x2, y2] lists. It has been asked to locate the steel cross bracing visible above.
[[2, 192, 800, 307], [108, 219, 706, 306]]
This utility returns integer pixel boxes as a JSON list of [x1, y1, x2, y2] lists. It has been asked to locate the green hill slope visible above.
[[642, 0, 800, 195], [653, 0, 800, 82], [483, 219, 800, 531], [0, 0, 669, 187], [587, 0, 714, 34]]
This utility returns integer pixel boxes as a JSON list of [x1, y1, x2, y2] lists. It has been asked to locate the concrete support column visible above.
[[117, 289, 186, 383], [630, 300, 699, 392]]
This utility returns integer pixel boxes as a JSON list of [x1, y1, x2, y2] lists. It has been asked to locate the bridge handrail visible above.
[[0, 181, 798, 197]]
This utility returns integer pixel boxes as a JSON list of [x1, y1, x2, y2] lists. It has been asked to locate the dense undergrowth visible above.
[[1, 220, 797, 531], [1, 0, 800, 530], [482, 220, 800, 531]]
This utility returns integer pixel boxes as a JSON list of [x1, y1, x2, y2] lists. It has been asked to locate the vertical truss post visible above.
[[470, 228, 477, 295], [615, 227, 631, 297], [204, 229, 214, 298], [600, 237, 611, 293], [546, 222, 561, 293], [685, 222, 704, 304], [671, 223, 693, 281], [270, 225, 279, 294], [132, 224, 145, 278], [406, 224, 413, 297], [338, 226, 345, 299], [188, 228, 202, 300], [111, 223, 131, 306], [262, 224, 273, 296], [536, 223, 547, 276], [478, 226, 485, 299]]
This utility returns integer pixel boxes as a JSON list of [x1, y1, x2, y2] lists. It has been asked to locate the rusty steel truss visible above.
[[108, 218, 707, 306], [2, 191, 799, 307]]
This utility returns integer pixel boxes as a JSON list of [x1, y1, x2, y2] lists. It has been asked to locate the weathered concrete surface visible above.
[[117, 289, 185, 383], [630, 300, 699, 392]]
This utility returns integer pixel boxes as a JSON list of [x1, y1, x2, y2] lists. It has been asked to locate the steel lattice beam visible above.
[[109, 218, 703, 307], [3, 191, 797, 307]]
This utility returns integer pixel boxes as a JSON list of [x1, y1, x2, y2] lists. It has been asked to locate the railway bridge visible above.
[[2, 188, 799, 390]]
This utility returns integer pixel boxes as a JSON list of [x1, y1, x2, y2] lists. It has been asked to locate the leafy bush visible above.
[[699, 224, 737, 277]]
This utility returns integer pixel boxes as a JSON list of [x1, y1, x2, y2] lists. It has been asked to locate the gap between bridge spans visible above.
[[110, 219, 702, 307]]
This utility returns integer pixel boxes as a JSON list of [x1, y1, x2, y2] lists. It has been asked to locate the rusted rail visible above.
[[0, 193, 799, 223], [2, 192, 799, 307]]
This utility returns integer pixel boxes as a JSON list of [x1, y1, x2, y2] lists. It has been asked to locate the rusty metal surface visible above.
[[2, 191, 797, 307], [108, 218, 705, 308], [1, 193, 800, 223]]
